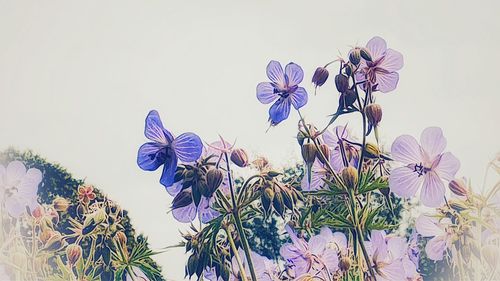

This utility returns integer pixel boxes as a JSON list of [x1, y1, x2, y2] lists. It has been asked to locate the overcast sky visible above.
[[1, 1, 499, 280]]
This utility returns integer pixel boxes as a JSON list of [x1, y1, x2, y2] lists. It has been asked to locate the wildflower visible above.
[[78, 184, 96, 204], [230, 249, 280, 281], [137, 110, 203, 187], [415, 214, 453, 261], [321, 125, 359, 172], [301, 160, 329, 191], [356, 36, 404, 93], [389, 127, 460, 207], [0, 161, 41, 217], [256, 61, 308, 125], [171, 187, 219, 224], [366, 230, 405, 281]]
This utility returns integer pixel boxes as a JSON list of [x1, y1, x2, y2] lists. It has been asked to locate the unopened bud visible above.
[[45, 232, 65, 252], [53, 197, 70, 212], [312, 67, 329, 87], [339, 256, 351, 271], [349, 49, 361, 65], [301, 143, 317, 164], [40, 229, 54, 243], [335, 74, 349, 93], [261, 187, 275, 213], [318, 144, 331, 164], [449, 179, 468, 197], [344, 63, 353, 77], [115, 231, 128, 245], [365, 104, 383, 127], [206, 168, 223, 195], [360, 48, 372, 61], [297, 131, 306, 146], [230, 148, 249, 167], [340, 89, 357, 109], [172, 190, 193, 209], [66, 244, 82, 266], [364, 143, 380, 159], [341, 166, 358, 189]]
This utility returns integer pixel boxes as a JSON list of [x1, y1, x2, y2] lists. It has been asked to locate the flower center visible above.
[[413, 163, 431, 177]]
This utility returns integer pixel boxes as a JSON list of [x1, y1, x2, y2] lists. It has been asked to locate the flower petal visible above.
[[172, 132, 203, 162], [391, 135, 422, 165], [17, 168, 42, 199], [301, 161, 326, 191], [144, 110, 174, 144], [5, 196, 26, 217], [137, 142, 166, 171], [284, 62, 304, 86], [425, 236, 448, 261], [256, 82, 278, 104], [266, 60, 285, 88], [420, 171, 445, 207], [172, 202, 197, 223], [166, 180, 183, 196], [268, 98, 291, 125], [420, 127, 447, 161], [377, 260, 405, 281], [329, 148, 345, 173], [366, 36, 388, 61], [379, 49, 404, 72], [387, 237, 406, 259], [434, 152, 460, 181], [389, 166, 423, 198], [6, 161, 26, 186], [159, 154, 178, 187], [415, 214, 445, 237], [376, 71, 399, 93], [198, 197, 220, 223], [290, 87, 308, 109]]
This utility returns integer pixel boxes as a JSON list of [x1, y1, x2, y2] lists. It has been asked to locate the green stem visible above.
[[225, 226, 249, 281]]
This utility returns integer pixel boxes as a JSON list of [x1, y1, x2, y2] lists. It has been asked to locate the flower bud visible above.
[[365, 104, 383, 127], [115, 231, 128, 246], [339, 256, 351, 271], [301, 143, 317, 165], [297, 131, 306, 146], [335, 74, 349, 93], [344, 63, 353, 77], [172, 190, 193, 209], [45, 232, 65, 252], [449, 179, 468, 197], [341, 166, 358, 189], [205, 168, 223, 195], [312, 67, 329, 88], [53, 197, 70, 213], [364, 143, 380, 159], [273, 191, 285, 216], [40, 229, 54, 243], [360, 48, 372, 61], [230, 148, 249, 167], [318, 143, 331, 164], [261, 187, 275, 213], [340, 89, 357, 109], [349, 49, 361, 65], [66, 244, 82, 266]]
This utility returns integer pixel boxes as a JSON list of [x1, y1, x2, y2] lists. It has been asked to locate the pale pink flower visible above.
[[415, 214, 453, 261], [0, 161, 41, 217]]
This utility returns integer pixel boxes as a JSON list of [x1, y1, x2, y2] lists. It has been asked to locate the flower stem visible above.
[[225, 226, 249, 281]]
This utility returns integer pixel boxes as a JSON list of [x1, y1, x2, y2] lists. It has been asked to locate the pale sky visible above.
[[1, 1, 499, 280]]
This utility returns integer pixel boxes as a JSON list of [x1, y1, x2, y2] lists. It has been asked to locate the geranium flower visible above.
[[78, 184, 96, 204], [389, 127, 460, 207], [256, 61, 308, 125], [137, 110, 203, 187], [415, 214, 453, 261], [230, 249, 280, 281], [322, 125, 359, 172], [356, 36, 404, 93], [170, 185, 220, 224], [318, 227, 348, 255], [0, 161, 41, 217], [366, 230, 405, 281]]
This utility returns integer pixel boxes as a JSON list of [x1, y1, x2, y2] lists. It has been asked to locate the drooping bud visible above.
[[365, 104, 383, 127], [335, 74, 349, 93], [339, 89, 357, 109], [364, 143, 380, 159], [40, 229, 54, 243], [66, 244, 82, 266], [272, 191, 285, 216], [297, 131, 306, 146], [360, 48, 372, 61], [53, 197, 70, 212], [261, 187, 275, 214], [301, 143, 317, 165], [344, 63, 353, 77], [341, 166, 358, 189], [172, 190, 193, 209], [312, 67, 329, 88], [205, 168, 223, 195], [449, 179, 468, 197], [349, 48, 361, 65], [230, 148, 249, 167], [318, 143, 331, 164]]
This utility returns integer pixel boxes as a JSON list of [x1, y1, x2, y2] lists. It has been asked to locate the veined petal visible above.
[[5, 196, 26, 217], [172, 132, 203, 162], [144, 110, 174, 144], [387, 237, 406, 259], [331, 232, 348, 253], [403, 256, 418, 279], [366, 36, 388, 62], [17, 168, 42, 199], [198, 197, 220, 223], [266, 60, 286, 88], [389, 166, 423, 198], [166, 180, 183, 196], [420, 127, 447, 161], [425, 235, 448, 261], [290, 87, 307, 109], [285, 62, 304, 86], [391, 135, 422, 165], [434, 152, 460, 181], [420, 171, 445, 207], [6, 161, 26, 186], [329, 148, 345, 173], [301, 162, 326, 191], [323, 125, 349, 147], [137, 142, 166, 171], [172, 202, 197, 223], [268, 98, 291, 125], [256, 82, 278, 104], [377, 259, 405, 281], [322, 248, 340, 272], [375, 71, 399, 93], [415, 214, 445, 237], [378, 49, 404, 72], [308, 235, 327, 255], [159, 154, 178, 187]]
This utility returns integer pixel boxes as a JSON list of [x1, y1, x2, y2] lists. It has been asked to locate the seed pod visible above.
[[172, 190, 193, 209], [205, 168, 223, 195], [301, 143, 317, 165], [335, 74, 349, 93], [341, 166, 358, 189], [230, 148, 249, 167], [53, 197, 70, 212], [380, 187, 390, 197], [364, 143, 380, 159], [187, 254, 197, 277], [349, 49, 361, 65], [40, 229, 54, 244], [66, 244, 82, 266], [318, 143, 331, 164], [449, 179, 468, 197], [365, 104, 383, 127], [360, 48, 372, 61], [312, 67, 329, 88]]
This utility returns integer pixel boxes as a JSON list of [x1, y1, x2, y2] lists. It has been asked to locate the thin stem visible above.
[[225, 226, 249, 281]]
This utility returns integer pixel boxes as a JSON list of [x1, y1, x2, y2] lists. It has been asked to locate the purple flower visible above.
[[170, 184, 220, 224], [0, 161, 41, 218], [389, 127, 460, 207], [301, 160, 328, 191], [256, 61, 308, 125], [415, 214, 453, 261], [137, 110, 203, 187], [366, 230, 405, 281], [230, 249, 280, 281], [356, 36, 404, 93], [322, 125, 359, 172]]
